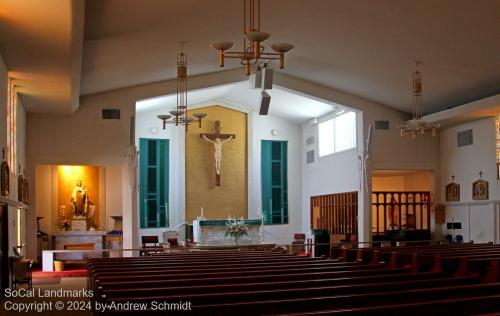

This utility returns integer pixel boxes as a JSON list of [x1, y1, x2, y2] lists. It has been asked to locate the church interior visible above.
[[1, 0, 500, 315]]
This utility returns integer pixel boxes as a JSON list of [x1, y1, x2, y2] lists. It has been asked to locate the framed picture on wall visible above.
[[472, 179, 489, 200], [445, 182, 460, 202]]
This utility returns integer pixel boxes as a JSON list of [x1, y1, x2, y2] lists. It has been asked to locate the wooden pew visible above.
[[88, 254, 322, 268], [335, 242, 494, 263], [285, 293, 500, 316], [100, 282, 500, 315], [94, 267, 410, 292], [101, 276, 477, 302], [371, 244, 499, 265], [392, 247, 500, 272], [99, 272, 450, 298], [436, 254, 500, 279], [92, 261, 362, 279], [87, 247, 500, 316]]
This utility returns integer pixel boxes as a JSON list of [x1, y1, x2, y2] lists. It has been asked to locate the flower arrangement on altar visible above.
[[225, 217, 248, 245], [57, 205, 71, 231]]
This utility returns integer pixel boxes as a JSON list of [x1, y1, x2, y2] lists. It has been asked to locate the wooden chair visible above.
[[292, 233, 306, 255], [10, 256, 33, 289], [141, 236, 161, 256], [167, 238, 179, 248]]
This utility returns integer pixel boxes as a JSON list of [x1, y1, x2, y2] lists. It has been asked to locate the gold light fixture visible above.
[[399, 61, 440, 140], [157, 42, 207, 131], [210, 0, 294, 76]]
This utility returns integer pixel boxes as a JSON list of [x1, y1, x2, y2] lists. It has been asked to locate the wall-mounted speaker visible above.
[[249, 71, 262, 89], [306, 150, 315, 164], [259, 91, 271, 115], [306, 136, 315, 146], [262, 68, 273, 90]]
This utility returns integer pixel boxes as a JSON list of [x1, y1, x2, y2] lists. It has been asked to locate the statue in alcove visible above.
[[71, 180, 90, 218]]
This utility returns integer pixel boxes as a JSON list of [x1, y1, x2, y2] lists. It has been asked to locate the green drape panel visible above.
[[139, 138, 169, 228], [261, 140, 288, 224]]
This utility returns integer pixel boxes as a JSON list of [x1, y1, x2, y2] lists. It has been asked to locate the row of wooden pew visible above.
[[332, 242, 500, 282], [87, 245, 500, 315]]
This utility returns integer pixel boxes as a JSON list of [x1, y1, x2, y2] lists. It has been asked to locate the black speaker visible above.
[[262, 68, 273, 89], [313, 229, 330, 257], [259, 91, 271, 115], [249, 71, 262, 89]]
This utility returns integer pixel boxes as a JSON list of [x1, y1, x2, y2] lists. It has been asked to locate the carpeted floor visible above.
[[32, 269, 88, 279]]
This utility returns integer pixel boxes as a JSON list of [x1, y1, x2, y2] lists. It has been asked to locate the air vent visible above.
[[102, 109, 121, 120], [306, 137, 315, 146], [457, 129, 473, 147], [306, 150, 315, 164], [374, 120, 389, 130]]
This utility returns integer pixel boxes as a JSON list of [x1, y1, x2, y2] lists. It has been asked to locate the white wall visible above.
[[26, 94, 135, 257], [273, 73, 440, 242], [301, 111, 361, 241], [134, 105, 302, 245], [0, 53, 28, 256], [440, 117, 498, 202], [134, 102, 304, 246], [26, 69, 248, 255], [439, 117, 499, 243], [25, 68, 442, 254], [35, 165, 52, 235], [105, 165, 123, 231], [372, 176, 405, 191], [135, 107, 185, 242], [372, 172, 434, 192], [248, 111, 302, 244]]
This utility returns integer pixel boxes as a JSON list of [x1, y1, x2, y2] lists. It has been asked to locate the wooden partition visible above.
[[372, 191, 431, 237], [310, 191, 358, 236]]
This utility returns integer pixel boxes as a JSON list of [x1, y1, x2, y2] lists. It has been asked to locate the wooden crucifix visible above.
[[200, 121, 235, 186]]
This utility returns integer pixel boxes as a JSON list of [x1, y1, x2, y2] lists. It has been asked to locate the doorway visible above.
[[371, 170, 434, 242]]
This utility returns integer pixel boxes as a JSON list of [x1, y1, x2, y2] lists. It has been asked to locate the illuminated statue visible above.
[[71, 180, 89, 218]]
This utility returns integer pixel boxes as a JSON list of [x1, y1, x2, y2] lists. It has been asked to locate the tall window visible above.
[[6, 77, 17, 172], [139, 138, 169, 228], [261, 140, 288, 224], [318, 111, 356, 157], [496, 116, 500, 179]]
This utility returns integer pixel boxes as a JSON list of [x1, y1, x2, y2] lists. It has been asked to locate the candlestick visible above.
[[201, 207, 204, 217]]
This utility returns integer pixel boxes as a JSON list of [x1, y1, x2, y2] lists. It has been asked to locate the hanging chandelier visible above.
[[157, 43, 207, 131], [210, 0, 294, 76], [399, 61, 440, 140]]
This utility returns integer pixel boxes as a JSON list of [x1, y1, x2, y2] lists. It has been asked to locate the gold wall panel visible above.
[[57, 165, 100, 226], [186, 106, 247, 222]]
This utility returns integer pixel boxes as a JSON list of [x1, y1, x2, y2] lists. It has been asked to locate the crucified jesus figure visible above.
[[201, 135, 233, 175], [200, 121, 235, 186]]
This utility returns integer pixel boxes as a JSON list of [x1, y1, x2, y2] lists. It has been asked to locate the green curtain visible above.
[[261, 140, 288, 224], [139, 138, 169, 228]]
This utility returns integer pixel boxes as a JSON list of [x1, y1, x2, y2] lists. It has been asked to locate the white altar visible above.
[[193, 219, 262, 245], [52, 230, 106, 260]]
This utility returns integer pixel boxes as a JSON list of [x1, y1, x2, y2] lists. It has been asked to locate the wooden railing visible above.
[[310, 191, 358, 236], [371, 191, 431, 236]]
